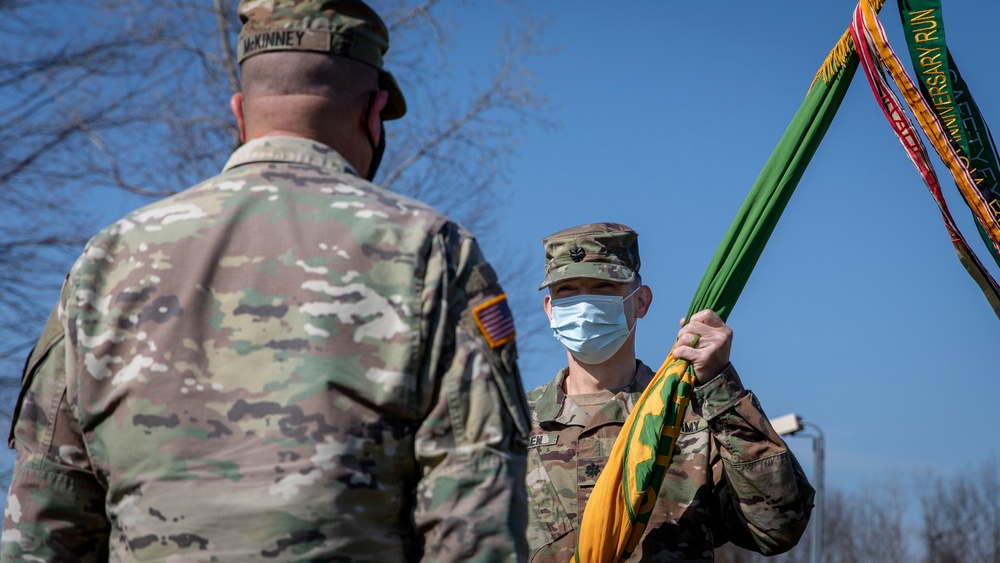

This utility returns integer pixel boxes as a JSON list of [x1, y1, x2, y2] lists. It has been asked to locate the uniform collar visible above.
[[533, 361, 656, 427], [223, 136, 361, 177], [532, 367, 573, 424]]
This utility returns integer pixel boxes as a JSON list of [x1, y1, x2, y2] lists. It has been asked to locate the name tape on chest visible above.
[[529, 433, 559, 449], [681, 418, 708, 434]]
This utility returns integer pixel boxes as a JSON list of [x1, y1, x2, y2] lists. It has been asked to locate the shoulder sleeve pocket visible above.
[[8, 303, 66, 448], [461, 289, 530, 440], [525, 448, 574, 554]]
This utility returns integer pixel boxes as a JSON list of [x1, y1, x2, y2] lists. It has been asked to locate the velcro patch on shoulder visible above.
[[472, 293, 516, 349], [467, 262, 498, 295], [528, 433, 559, 449]]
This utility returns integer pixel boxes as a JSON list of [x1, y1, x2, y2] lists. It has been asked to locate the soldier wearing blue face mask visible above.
[[524, 222, 814, 562], [547, 285, 642, 365]]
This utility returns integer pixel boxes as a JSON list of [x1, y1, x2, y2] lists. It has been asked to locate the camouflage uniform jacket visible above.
[[3, 136, 531, 562], [525, 361, 814, 562]]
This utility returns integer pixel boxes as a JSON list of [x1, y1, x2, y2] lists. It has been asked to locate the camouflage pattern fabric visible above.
[[524, 361, 813, 562], [538, 223, 640, 290], [3, 136, 530, 562], [236, 0, 407, 120]]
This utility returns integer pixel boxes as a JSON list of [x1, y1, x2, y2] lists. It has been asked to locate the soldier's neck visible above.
[[564, 348, 638, 395]]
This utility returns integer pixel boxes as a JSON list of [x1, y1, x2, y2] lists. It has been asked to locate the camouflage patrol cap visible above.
[[237, 0, 407, 120], [539, 222, 641, 290]]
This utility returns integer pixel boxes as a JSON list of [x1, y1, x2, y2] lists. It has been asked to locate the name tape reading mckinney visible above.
[[239, 30, 332, 60]]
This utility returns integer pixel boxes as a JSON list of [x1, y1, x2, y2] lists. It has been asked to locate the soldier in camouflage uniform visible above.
[[525, 223, 814, 562], [2, 1, 530, 561]]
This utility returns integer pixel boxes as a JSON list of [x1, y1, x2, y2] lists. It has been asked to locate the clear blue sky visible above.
[[4, 0, 998, 528]]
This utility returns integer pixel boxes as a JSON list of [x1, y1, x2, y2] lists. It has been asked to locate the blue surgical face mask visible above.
[[549, 286, 640, 365]]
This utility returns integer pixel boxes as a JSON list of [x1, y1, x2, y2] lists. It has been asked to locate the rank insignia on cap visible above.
[[472, 294, 516, 349], [569, 245, 586, 262]]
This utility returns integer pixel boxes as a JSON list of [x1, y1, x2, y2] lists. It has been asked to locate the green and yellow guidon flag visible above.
[[573, 2, 884, 560]]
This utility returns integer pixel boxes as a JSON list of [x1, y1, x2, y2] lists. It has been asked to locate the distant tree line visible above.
[[717, 455, 1000, 563]]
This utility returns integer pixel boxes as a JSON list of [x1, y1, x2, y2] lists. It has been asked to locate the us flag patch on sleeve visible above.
[[472, 294, 516, 349]]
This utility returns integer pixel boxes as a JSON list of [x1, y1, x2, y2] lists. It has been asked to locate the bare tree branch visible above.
[[386, 0, 443, 31], [381, 54, 513, 189], [0, 1, 555, 495]]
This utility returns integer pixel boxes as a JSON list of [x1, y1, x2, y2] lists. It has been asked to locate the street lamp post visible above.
[[771, 413, 824, 563]]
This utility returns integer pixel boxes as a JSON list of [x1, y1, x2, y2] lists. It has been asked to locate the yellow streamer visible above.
[[857, 0, 1000, 254]]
